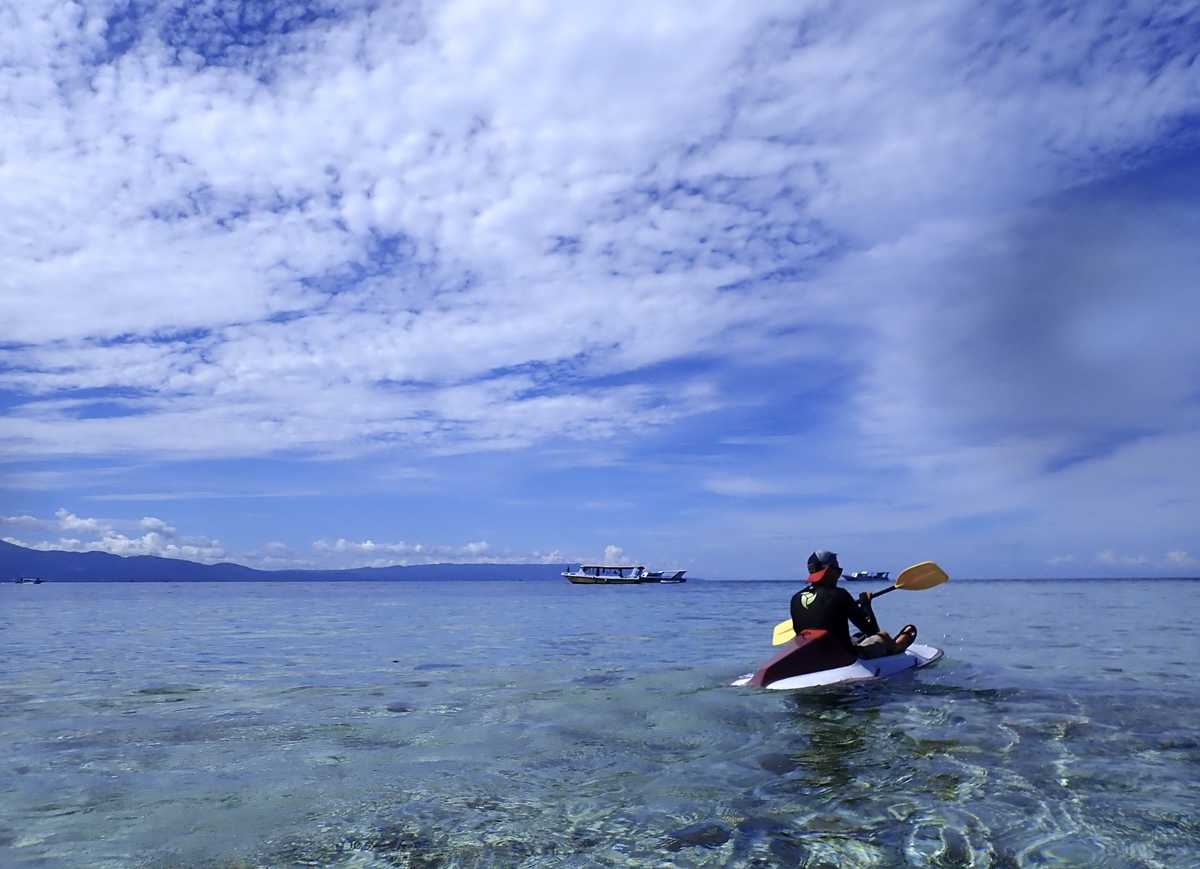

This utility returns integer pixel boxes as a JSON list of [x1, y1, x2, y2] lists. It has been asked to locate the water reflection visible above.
[[782, 692, 878, 792]]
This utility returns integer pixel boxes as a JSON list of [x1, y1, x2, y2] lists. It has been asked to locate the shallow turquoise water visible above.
[[1, 579, 1197, 867]]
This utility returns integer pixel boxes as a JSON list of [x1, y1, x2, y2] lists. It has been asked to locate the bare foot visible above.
[[894, 624, 917, 651]]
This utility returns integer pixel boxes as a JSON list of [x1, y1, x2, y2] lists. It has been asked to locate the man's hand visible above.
[[857, 592, 880, 633]]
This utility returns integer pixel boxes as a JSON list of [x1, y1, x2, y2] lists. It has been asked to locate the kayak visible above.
[[731, 627, 942, 690]]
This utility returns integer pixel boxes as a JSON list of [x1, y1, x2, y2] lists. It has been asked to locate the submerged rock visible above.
[[736, 815, 791, 838], [757, 751, 801, 775], [666, 820, 731, 850]]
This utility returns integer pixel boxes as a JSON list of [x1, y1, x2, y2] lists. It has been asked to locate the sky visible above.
[[1, 0, 1198, 579]]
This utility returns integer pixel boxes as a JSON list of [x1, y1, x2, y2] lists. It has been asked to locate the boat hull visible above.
[[565, 577, 686, 584], [563, 568, 687, 584], [565, 576, 643, 584]]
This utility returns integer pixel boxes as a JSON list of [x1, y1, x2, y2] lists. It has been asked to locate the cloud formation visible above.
[[1, 2, 1197, 576], [3, 508, 566, 568], [5, 2, 1195, 462], [4, 507, 227, 561], [309, 535, 561, 568]]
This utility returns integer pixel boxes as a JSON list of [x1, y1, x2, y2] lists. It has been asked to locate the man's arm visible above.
[[842, 589, 880, 635]]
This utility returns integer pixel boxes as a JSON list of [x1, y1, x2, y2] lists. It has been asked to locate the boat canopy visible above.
[[576, 564, 646, 578]]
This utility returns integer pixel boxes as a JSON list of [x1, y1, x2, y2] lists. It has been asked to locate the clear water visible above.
[[1, 579, 1197, 867]]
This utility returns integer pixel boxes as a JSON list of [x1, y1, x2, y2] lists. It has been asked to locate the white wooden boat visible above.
[[562, 564, 687, 584]]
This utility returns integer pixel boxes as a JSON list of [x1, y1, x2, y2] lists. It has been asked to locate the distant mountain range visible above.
[[0, 540, 570, 582]]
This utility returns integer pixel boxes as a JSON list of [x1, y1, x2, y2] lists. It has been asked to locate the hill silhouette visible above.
[[0, 540, 569, 582]]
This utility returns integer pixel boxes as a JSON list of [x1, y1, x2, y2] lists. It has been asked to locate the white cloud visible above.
[[5, 531, 227, 562], [5, 508, 553, 570], [580, 500, 629, 511], [55, 508, 104, 533], [1092, 549, 1200, 573], [3, 1, 1194, 467], [1097, 550, 1150, 567], [89, 530, 226, 562], [7, 508, 226, 562], [85, 490, 324, 501], [603, 544, 626, 564], [235, 540, 318, 570], [703, 475, 788, 498], [0, 466, 144, 491], [0, 470, 88, 490], [5, 536, 85, 552], [310, 536, 559, 568], [314, 538, 424, 555], [139, 516, 176, 535]]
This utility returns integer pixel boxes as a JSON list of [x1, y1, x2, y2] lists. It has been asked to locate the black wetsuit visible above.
[[790, 584, 878, 654]]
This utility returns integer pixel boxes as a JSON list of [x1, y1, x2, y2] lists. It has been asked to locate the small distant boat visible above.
[[563, 564, 687, 585], [845, 570, 890, 582], [12, 577, 43, 584], [643, 569, 687, 584]]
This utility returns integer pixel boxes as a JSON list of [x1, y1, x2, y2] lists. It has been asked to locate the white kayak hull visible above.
[[732, 642, 943, 690]]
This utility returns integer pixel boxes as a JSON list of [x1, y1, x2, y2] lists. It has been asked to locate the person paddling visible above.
[[790, 550, 917, 659]]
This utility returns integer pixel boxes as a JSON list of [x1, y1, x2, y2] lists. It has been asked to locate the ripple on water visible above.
[[3, 580, 1200, 868], [135, 686, 203, 696]]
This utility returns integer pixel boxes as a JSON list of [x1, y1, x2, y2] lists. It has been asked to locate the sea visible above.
[[1, 578, 1197, 868]]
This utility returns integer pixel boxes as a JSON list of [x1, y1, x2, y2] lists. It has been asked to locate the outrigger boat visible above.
[[642, 568, 687, 583], [563, 564, 687, 584], [845, 570, 890, 581]]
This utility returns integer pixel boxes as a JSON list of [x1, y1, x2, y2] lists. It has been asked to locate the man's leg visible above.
[[854, 633, 892, 659], [856, 625, 918, 658]]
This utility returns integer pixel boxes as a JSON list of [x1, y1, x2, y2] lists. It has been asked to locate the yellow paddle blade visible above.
[[771, 618, 795, 646], [894, 561, 949, 591]]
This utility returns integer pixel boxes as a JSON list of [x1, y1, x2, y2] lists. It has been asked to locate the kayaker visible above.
[[790, 551, 917, 659]]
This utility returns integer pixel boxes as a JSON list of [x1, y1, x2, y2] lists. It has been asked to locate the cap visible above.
[[807, 550, 839, 583]]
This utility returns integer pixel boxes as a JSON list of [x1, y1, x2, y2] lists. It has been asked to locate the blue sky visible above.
[[2, 1, 1198, 578]]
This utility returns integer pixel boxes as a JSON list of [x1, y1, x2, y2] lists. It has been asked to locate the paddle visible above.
[[770, 561, 949, 646]]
